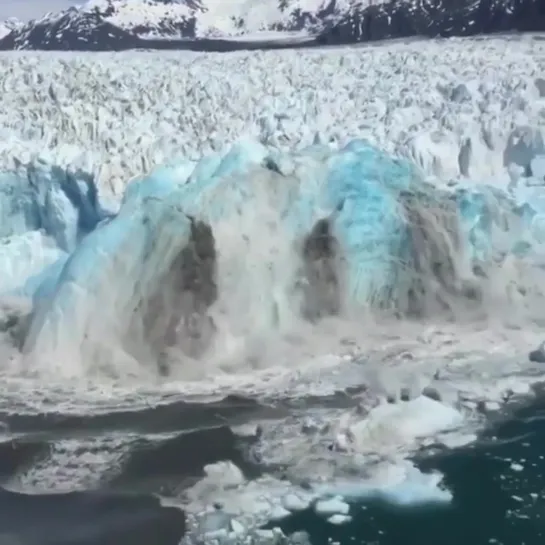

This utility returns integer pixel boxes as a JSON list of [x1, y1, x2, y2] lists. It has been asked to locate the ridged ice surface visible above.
[[1, 37, 545, 539], [0, 36, 544, 200]]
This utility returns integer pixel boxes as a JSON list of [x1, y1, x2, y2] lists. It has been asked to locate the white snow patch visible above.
[[0, 24, 11, 40]]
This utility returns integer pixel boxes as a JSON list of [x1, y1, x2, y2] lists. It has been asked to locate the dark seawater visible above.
[[275, 396, 545, 545], [0, 395, 270, 545], [1, 393, 544, 545]]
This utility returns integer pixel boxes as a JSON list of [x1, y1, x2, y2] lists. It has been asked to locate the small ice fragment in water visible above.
[[269, 506, 291, 521], [290, 531, 312, 545], [327, 514, 352, 525], [315, 497, 350, 517]]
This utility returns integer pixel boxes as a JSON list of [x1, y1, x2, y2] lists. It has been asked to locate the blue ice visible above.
[[0, 139, 542, 357], [0, 160, 106, 253]]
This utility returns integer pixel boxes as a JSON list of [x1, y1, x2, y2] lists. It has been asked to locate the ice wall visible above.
[[0, 158, 108, 298], [0, 159, 105, 251], [1, 139, 543, 376], [22, 179, 194, 375]]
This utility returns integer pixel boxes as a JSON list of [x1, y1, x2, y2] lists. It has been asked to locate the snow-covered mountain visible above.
[[0, 0, 341, 50], [0, 0, 543, 51], [318, 0, 545, 45], [0, 17, 23, 40]]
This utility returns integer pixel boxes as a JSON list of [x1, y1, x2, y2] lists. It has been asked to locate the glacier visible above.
[[3, 135, 545, 539], [1, 138, 544, 377]]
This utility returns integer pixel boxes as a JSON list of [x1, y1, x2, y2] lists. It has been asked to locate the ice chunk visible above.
[[282, 494, 310, 512], [269, 506, 291, 521], [319, 461, 452, 506], [0, 159, 105, 252], [327, 514, 352, 525], [0, 231, 65, 294], [315, 497, 350, 516], [348, 396, 463, 453]]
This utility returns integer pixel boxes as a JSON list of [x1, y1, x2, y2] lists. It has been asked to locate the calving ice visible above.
[[1, 133, 541, 539], [1, 137, 542, 377], [0, 35, 544, 544]]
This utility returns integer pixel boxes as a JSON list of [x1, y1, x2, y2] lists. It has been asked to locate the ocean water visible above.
[[276, 396, 545, 545], [1, 392, 545, 545]]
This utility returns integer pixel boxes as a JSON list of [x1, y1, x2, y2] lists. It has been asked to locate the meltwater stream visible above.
[[2, 138, 545, 544]]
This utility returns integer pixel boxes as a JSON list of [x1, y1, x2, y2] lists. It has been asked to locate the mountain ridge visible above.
[[0, 0, 544, 51]]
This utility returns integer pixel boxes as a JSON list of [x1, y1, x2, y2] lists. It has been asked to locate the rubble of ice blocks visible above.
[[6, 138, 545, 358]]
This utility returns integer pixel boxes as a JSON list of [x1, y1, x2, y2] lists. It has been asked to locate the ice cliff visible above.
[[1, 139, 545, 376]]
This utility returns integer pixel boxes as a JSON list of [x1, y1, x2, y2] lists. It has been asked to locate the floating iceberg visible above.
[[0, 139, 543, 376]]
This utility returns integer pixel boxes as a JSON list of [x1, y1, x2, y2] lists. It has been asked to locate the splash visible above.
[[1, 139, 544, 380]]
